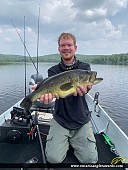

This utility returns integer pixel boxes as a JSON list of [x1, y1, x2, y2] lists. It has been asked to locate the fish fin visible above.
[[93, 78, 103, 85], [20, 95, 32, 113], [60, 82, 73, 91]]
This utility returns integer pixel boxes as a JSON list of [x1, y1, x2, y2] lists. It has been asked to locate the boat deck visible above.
[[0, 123, 125, 170]]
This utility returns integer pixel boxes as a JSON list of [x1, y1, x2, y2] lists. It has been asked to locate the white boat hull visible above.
[[0, 94, 128, 169]]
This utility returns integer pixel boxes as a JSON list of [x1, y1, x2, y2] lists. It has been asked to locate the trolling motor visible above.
[[10, 107, 32, 126], [0, 107, 38, 144]]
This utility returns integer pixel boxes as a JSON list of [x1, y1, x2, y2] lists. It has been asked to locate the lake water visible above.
[[0, 63, 128, 136]]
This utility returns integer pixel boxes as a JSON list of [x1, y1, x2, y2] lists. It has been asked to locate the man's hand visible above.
[[39, 93, 59, 104], [31, 84, 59, 104], [73, 85, 92, 96]]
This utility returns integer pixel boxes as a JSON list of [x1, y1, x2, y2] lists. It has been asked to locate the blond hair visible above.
[[58, 33, 76, 46]]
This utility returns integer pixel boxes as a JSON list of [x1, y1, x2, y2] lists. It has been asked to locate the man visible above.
[[33, 33, 98, 163]]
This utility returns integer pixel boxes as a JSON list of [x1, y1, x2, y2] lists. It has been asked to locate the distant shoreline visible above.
[[0, 53, 128, 65]]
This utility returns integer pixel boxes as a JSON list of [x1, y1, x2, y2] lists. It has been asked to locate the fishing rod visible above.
[[24, 16, 27, 97], [11, 19, 38, 73], [36, 3, 40, 74]]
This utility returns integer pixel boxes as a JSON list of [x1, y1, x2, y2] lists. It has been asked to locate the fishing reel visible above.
[[93, 92, 100, 116]]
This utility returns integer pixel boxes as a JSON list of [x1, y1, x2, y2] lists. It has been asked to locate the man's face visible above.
[[58, 38, 77, 62]]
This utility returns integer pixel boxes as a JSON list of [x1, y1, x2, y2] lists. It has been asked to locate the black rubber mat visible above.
[[0, 123, 125, 170]]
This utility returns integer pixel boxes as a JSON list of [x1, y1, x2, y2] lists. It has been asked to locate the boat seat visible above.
[[29, 73, 55, 112]]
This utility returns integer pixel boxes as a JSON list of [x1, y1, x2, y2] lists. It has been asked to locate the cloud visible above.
[[0, 0, 128, 55]]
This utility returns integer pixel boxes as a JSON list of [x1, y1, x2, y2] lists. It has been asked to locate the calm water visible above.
[[0, 63, 128, 136]]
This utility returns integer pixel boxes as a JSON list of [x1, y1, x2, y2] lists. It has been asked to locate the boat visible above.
[[0, 73, 128, 170], [1, 13, 127, 170]]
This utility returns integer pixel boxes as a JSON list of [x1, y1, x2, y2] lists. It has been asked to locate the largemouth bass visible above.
[[20, 69, 103, 112]]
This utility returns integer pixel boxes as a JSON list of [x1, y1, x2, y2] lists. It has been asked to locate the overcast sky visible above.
[[0, 0, 128, 56]]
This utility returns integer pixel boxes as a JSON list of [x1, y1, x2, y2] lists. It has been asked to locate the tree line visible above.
[[0, 53, 128, 65]]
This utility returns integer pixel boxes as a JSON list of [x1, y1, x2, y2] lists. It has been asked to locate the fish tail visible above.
[[20, 95, 32, 113]]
